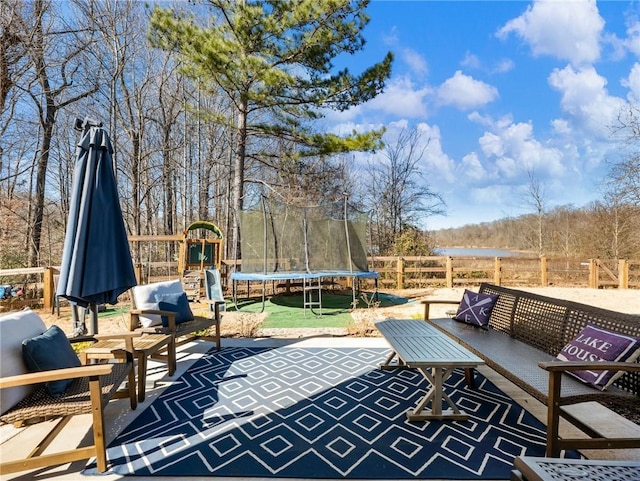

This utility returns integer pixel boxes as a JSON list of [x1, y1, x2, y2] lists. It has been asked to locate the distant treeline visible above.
[[433, 203, 640, 259]]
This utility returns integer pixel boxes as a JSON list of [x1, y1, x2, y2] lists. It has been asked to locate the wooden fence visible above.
[[369, 256, 638, 290], [0, 256, 637, 312]]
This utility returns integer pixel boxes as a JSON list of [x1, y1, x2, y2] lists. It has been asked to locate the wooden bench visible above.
[[422, 283, 640, 457]]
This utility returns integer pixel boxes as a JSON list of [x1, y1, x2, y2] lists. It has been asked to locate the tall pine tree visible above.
[[148, 0, 393, 257]]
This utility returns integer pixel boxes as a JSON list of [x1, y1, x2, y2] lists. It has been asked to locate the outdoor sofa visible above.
[[422, 283, 640, 457]]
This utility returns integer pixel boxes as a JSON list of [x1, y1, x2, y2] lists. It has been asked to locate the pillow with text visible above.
[[556, 324, 640, 390], [453, 289, 498, 329]]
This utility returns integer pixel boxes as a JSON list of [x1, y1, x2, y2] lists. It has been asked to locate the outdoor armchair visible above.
[[128, 279, 223, 360], [0, 309, 137, 475]]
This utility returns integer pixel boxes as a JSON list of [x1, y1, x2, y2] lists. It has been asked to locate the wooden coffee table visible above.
[[376, 319, 484, 421], [82, 333, 175, 402]]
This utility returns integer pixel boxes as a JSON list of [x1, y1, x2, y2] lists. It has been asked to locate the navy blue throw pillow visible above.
[[22, 325, 81, 397], [156, 292, 193, 327]]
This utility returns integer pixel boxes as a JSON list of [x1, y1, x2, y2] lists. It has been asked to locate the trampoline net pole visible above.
[[343, 195, 354, 274], [303, 207, 311, 273]]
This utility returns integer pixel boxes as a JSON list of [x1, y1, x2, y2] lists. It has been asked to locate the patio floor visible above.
[[2, 335, 639, 481]]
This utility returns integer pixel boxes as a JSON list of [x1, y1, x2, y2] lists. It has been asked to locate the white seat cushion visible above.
[[132, 280, 185, 327], [0, 308, 47, 414]]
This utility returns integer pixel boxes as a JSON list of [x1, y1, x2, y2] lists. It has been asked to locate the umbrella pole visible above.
[[70, 303, 88, 337], [89, 303, 98, 335]]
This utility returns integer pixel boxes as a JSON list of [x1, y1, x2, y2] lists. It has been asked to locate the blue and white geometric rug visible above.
[[88, 346, 578, 479]]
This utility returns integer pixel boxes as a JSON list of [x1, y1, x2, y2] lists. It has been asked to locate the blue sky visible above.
[[324, 0, 640, 230]]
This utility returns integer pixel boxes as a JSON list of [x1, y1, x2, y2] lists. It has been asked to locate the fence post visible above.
[[446, 256, 453, 288], [134, 264, 144, 285], [619, 259, 629, 289], [588, 259, 597, 288], [396, 257, 404, 290], [494, 257, 501, 285], [540, 256, 548, 287], [43, 267, 54, 311]]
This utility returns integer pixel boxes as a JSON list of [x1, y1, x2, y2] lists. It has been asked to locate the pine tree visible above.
[[148, 0, 393, 257]]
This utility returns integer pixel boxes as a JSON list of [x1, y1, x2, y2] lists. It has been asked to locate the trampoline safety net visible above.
[[237, 198, 370, 274]]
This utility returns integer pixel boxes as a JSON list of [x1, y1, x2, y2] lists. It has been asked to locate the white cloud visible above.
[[402, 48, 429, 77], [436, 70, 499, 110], [478, 119, 564, 178], [380, 121, 456, 183], [622, 63, 640, 102], [548, 65, 625, 138], [324, 119, 384, 139], [322, 75, 431, 124], [365, 75, 431, 118], [551, 118, 571, 135], [467, 111, 494, 128], [461, 52, 480, 69], [624, 16, 640, 56], [497, 0, 604, 67], [459, 152, 487, 181], [415, 122, 457, 182], [382, 25, 399, 46], [470, 185, 515, 206], [492, 58, 515, 74]]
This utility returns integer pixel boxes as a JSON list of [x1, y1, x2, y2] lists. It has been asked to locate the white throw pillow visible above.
[[0, 308, 47, 414], [132, 280, 185, 327]]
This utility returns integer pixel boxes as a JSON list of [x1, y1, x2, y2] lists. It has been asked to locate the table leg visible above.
[[379, 350, 408, 370], [407, 366, 469, 421]]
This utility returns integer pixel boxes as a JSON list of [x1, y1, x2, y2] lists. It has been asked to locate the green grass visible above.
[[228, 291, 410, 329]]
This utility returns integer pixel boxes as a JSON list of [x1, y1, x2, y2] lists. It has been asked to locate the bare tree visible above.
[[366, 127, 444, 255], [6, 0, 99, 266], [524, 169, 546, 256], [608, 102, 640, 206]]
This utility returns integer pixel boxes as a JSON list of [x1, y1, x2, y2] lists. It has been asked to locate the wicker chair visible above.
[[0, 312, 137, 475]]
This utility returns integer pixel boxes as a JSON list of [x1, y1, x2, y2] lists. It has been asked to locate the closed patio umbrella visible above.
[[56, 118, 137, 335]]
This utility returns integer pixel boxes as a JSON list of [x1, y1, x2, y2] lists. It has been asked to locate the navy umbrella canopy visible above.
[[56, 118, 137, 335]]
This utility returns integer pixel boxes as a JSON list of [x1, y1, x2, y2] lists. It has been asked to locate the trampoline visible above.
[[231, 270, 379, 314], [231, 197, 379, 314]]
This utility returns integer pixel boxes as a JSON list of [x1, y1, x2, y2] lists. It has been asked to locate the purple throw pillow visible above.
[[556, 324, 640, 390], [453, 289, 498, 328]]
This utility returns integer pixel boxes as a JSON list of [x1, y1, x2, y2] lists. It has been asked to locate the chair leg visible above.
[[168, 337, 177, 376], [546, 370, 562, 457], [137, 352, 147, 402], [127, 363, 137, 410], [89, 375, 108, 473], [215, 303, 221, 351]]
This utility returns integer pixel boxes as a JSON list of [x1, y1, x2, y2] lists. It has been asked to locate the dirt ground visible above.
[[31, 286, 639, 338]]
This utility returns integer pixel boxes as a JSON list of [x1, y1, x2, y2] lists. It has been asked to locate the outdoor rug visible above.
[[87, 346, 579, 479]]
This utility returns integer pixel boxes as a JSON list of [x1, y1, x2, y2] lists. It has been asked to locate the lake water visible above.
[[435, 247, 525, 257]]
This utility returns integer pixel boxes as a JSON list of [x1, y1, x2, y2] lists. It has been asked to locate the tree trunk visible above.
[[28, 0, 55, 267], [231, 98, 247, 262]]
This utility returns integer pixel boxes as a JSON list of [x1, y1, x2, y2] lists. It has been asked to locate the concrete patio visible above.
[[1, 335, 639, 481]]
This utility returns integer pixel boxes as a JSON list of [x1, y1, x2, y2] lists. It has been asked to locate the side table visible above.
[[512, 456, 640, 481], [82, 333, 175, 402]]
